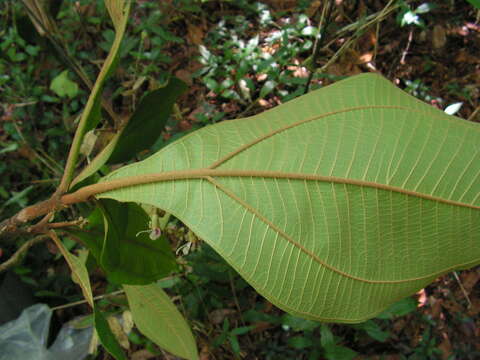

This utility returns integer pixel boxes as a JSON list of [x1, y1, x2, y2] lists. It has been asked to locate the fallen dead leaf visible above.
[[251, 321, 275, 334], [438, 332, 453, 360], [430, 297, 443, 319], [432, 24, 447, 49], [17, 145, 36, 161], [178, 120, 192, 131], [107, 316, 130, 349], [199, 344, 211, 360], [358, 52, 373, 63], [221, 102, 240, 114], [131, 349, 156, 360], [392, 318, 407, 333], [175, 69, 192, 86], [306, 1, 321, 17], [187, 23, 204, 45], [288, 65, 309, 78], [455, 49, 478, 64], [210, 308, 236, 325], [256, 73, 268, 82], [467, 298, 480, 316], [461, 271, 480, 294], [258, 99, 270, 107]]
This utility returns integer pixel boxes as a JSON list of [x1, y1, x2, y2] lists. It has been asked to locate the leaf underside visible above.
[[98, 73, 480, 323]]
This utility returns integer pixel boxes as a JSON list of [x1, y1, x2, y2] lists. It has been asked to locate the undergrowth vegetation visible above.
[[1, 1, 479, 359]]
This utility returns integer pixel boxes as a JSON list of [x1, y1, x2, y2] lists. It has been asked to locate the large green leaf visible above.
[[124, 283, 199, 360], [97, 73, 480, 322]]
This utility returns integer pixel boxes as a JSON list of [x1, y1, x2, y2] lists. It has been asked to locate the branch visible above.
[[0, 235, 48, 273]]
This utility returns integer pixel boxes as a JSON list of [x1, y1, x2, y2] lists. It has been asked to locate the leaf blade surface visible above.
[[98, 74, 480, 322]]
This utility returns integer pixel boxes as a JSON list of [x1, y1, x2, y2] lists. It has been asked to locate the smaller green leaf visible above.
[[108, 77, 187, 164], [50, 70, 79, 98], [259, 80, 276, 98], [94, 307, 127, 360], [281, 314, 320, 332], [288, 335, 313, 349], [213, 331, 229, 348], [229, 335, 241, 354], [230, 326, 254, 336], [99, 199, 177, 284], [204, 77, 219, 92], [320, 324, 335, 348], [221, 89, 241, 101], [323, 344, 358, 360], [376, 297, 418, 320], [51, 234, 93, 308], [124, 283, 199, 360]]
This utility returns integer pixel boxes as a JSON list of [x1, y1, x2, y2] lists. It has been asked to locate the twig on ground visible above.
[[453, 271, 472, 309], [317, 35, 356, 74], [400, 29, 413, 65], [322, 1, 401, 52], [467, 105, 480, 122], [373, 0, 396, 61], [304, 1, 333, 93], [228, 270, 253, 347]]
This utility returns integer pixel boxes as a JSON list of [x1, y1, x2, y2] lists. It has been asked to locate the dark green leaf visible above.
[[352, 320, 389, 342], [108, 77, 187, 163], [466, 0, 480, 9], [94, 307, 127, 360], [230, 326, 255, 336], [66, 206, 104, 260], [288, 335, 313, 349], [229, 335, 241, 354], [98, 199, 177, 284]]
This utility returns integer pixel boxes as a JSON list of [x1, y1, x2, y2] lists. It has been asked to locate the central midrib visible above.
[[66, 168, 479, 210], [82, 167, 480, 284]]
